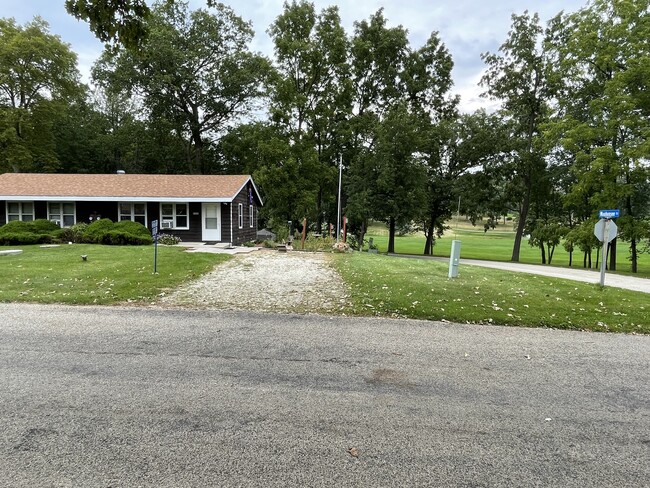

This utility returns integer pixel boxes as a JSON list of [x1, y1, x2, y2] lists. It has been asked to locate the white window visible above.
[[118, 202, 147, 225], [7, 201, 34, 222], [249, 205, 254, 228], [238, 203, 243, 229], [160, 203, 189, 229], [48, 202, 76, 227]]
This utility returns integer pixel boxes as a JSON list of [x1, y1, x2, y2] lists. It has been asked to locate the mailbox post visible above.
[[151, 219, 159, 273]]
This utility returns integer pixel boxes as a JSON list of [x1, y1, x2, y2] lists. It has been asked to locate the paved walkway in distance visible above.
[[389, 254, 650, 294]]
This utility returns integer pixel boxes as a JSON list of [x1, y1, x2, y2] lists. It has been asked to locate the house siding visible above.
[[0, 201, 5, 226], [231, 182, 258, 245]]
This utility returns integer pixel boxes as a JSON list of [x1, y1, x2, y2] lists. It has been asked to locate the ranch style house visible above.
[[0, 173, 263, 245]]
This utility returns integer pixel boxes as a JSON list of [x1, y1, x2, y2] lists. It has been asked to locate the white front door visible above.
[[201, 203, 221, 241]]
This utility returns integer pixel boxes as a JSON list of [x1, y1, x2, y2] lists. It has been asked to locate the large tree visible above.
[[0, 17, 82, 172], [480, 12, 553, 262], [266, 1, 351, 229], [546, 0, 650, 272], [93, 1, 271, 174]]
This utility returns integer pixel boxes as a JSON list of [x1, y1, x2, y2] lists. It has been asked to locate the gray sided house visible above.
[[0, 173, 263, 245]]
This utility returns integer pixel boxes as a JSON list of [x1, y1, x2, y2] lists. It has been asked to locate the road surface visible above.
[[1, 303, 649, 487]]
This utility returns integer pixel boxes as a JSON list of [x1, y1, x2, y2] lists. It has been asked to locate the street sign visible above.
[[594, 219, 618, 243], [599, 209, 619, 219], [151, 219, 159, 236]]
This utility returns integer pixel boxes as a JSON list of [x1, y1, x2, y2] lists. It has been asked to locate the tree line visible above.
[[1, 0, 649, 271]]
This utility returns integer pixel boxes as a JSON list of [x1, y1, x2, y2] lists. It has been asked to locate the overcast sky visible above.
[[8, 0, 588, 112]]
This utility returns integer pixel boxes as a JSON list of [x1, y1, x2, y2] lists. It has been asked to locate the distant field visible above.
[[364, 220, 650, 278]]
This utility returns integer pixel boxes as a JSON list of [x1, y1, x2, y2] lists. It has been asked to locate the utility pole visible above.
[[336, 154, 342, 242]]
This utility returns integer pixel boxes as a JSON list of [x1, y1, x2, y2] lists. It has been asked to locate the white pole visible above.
[[336, 154, 342, 242]]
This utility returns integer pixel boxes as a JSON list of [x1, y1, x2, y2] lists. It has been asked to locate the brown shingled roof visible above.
[[0, 173, 261, 203]]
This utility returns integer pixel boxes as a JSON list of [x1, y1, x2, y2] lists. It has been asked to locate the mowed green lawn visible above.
[[0, 244, 229, 305], [333, 252, 650, 334], [365, 221, 650, 278]]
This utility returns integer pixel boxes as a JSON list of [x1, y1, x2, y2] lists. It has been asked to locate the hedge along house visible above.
[[0, 173, 263, 245]]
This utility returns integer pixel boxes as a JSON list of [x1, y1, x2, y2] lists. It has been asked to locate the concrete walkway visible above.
[[178, 242, 262, 255], [388, 253, 650, 294]]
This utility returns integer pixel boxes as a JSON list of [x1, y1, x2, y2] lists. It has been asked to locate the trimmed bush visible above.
[[30, 219, 60, 233], [113, 220, 151, 238], [82, 218, 116, 243], [102, 230, 152, 246], [56, 222, 88, 243], [0, 221, 33, 233], [0, 232, 47, 245], [0, 220, 54, 245]]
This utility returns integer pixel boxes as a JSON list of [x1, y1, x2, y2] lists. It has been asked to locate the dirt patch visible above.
[[159, 250, 351, 313]]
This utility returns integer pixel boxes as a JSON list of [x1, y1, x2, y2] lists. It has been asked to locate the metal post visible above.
[[336, 154, 342, 242], [154, 237, 158, 274], [599, 219, 609, 286]]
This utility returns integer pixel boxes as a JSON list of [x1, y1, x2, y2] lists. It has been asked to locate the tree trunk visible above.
[[539, 243, 546, 264], [511, 196, 530, 262], [387, 217, 396, 254], [568, 250, 572, 267], [609, 237, 616, 271], [548, 244, 555, 265], [583, 251, 587, 268], [358, 219, 367, 251], [631, 238, 637, 273], [423, 216, 435, 255]]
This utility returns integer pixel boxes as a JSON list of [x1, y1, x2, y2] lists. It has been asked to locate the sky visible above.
[[6, 0, 588, 112]]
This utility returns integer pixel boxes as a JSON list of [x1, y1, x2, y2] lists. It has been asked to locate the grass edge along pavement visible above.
[[0, 244, 230, 305], [332, 252, 650, 334]]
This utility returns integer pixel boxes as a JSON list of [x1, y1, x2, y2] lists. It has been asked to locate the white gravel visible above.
[[160, 250, 351, 313]]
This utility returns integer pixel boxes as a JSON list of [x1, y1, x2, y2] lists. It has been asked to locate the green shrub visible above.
[[30, 219, 60, 233], [82, 218, 115, 243], [102, 230, 153, 246], [56, 222, 88, 243], [113, 220, 151, 237], [303, 235, 335, 252], [0, 221, 34, 234], [156, 233, 181, 245], [0, 232, 50, 245]]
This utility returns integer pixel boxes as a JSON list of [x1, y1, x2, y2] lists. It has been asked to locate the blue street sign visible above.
[[599, 209, 619, 219]]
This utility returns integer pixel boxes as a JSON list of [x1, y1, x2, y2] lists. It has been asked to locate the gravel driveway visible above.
[[160, 250, 350, 313]]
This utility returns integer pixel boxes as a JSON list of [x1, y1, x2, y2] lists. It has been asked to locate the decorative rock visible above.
[[0, 250, 23, 256]]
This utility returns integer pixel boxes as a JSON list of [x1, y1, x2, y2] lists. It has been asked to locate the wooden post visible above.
[[301, 218, 307, 250], [343, 215, 347, 243], [329, 223, 333, 238]]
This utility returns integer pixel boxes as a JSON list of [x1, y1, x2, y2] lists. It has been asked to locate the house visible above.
[[0, 173, 263, 245]]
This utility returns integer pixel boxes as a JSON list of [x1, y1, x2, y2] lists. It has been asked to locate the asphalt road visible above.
[[1, 303, 649, 487]]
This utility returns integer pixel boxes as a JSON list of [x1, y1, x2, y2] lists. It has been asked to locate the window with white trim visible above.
[[48, 202, 76, 227], [238, 203, 243, 229], [249, 205, 254, 228], [7, 202, 34, 222], [118, 202, 147, 225], [160, 203, 188, 229]]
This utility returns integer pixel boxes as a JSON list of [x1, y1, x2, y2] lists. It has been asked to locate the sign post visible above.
[[593, 211, 619, 287], [151, 219, 159, 274]]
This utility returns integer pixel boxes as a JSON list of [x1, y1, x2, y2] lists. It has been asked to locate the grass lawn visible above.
[[333, 252, 650, 334], [365, 220, 650, 278], [0, 244, 230, 305]]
